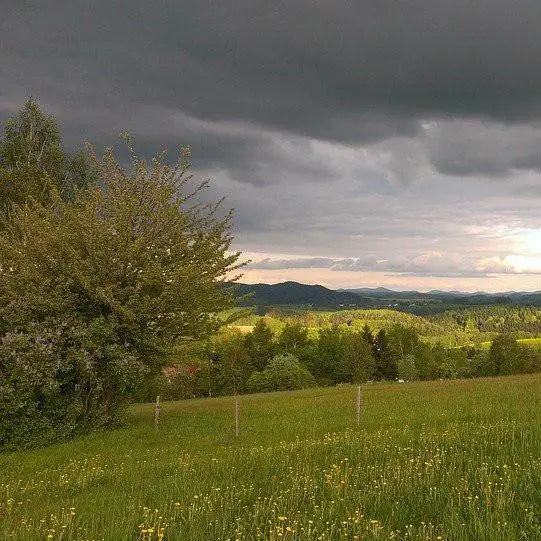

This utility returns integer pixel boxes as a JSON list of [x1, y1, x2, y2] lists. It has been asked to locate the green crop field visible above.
[[518, 337, 541, 351], [1, 374, 540, 540], [478, 337, 541, 351]]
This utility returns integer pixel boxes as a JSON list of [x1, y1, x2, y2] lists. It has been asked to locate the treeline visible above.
[[431, 306, 541, 335], [234, 305, 541, 348], [142, 321, 541, 400]]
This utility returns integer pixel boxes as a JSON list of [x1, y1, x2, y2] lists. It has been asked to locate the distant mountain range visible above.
[[232, 281, 541, 312]]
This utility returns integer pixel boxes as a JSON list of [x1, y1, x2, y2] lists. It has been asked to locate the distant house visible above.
[[162, 363, 201, 383]]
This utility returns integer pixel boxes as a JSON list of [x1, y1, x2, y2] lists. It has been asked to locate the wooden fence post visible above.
[[235, 395, 240, 437], [356, 385, 362, 425], [154, 395, 161, 430]]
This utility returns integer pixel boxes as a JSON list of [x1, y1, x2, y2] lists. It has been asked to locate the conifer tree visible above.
[[245, 318, 274, 370], [361, 323, 374, 345], [373, 329, 398, 380]]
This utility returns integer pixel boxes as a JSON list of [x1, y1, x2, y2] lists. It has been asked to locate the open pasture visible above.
[[1, 374, 540, 540], [478, 337, 541, 351]]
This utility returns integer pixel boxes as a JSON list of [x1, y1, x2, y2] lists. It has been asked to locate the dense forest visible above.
[[233, 305, 541, 345], [143, 308, 541, 401], [234, 281, 541, 313]]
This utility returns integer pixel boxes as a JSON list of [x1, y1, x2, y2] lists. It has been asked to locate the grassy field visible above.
[[1, 375, 540, 540], [478, 337, 541, 350]]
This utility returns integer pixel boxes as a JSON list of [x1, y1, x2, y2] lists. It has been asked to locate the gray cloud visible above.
[[424, 120, 541, 177], [5, 1, 541, 140], [2, 2, 541, 288], [248, 253, 534, 278]]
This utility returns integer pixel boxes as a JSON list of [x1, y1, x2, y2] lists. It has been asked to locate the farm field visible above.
[[478, 337, 541, 350], [1, 374, 540, 541], [229, 306, 541, 348]]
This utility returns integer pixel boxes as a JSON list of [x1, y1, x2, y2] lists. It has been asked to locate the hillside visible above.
[[233, 281, 541, 313], [2, 375, 540, 540], [233, 281, 364, 308]]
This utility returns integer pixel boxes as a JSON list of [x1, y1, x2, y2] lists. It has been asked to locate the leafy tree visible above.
[[0, 99, 94, 216], [245, 319, 274, 370], [212, 330, 252, 394], [397, 354, 418, 381], [387, 324, 420, 359], [430, 343, 449, 378], [432, 344, 469, 379], [412, 342, 434, 380], [448, 347, 469, 377], [373, 329, 397, 380], [246, 354, 315, 393], [315, 325, 346, 383], [341, 331, 375, 383], [470, 350, 492, 377], [521, 346, 541, 374], [277, 323, 310, 358], [488, 334, 523, 375], [0, 140, 241, 448]]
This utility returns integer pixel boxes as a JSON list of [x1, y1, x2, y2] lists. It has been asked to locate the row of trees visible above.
[[144, 320, 541, 400], [434, 306, 541, 335], [0, 100, 241, 449]]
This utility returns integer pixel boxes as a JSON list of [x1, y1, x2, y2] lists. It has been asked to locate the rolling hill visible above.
[[232, 281, 541, 312], [233, 281, 363, 308]]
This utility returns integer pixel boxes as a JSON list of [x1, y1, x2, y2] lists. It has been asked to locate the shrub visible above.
[[0, 317, 143, 449], [246, 354, 315, 393]]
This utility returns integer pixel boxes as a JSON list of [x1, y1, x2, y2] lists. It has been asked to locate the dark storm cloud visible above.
[[424, 121, 541, 177], [4, 1, 541, 143], [2, 2, 541, 285]]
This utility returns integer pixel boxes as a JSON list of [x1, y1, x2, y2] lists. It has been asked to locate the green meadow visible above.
[[478, 337, 541, 350], [1, 374, 540, 540]]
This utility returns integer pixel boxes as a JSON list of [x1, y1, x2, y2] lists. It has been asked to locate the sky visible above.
[[2, 1, 541, 292]]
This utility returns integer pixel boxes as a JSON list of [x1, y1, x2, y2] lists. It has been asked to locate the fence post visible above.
[[235, 395, 240, 437], [356, 385, 362, 425], [154, 395, 161, 430]]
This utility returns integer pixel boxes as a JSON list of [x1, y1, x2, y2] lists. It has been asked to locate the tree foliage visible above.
[[397, 354, 418, 381], [341, 331, 375, 383], [373, 329, 398, 380], [246, 354, 315, 393], [0, 138, 241, 448], [0, 99, 94, 216], [277, 323, 311, 359], [488, 334, 523, 375], [212, 330, 253, 395], [245, 318, 274, 370]]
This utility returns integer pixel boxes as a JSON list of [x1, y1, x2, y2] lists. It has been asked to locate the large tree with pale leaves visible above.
[[0, 99, 94, 216], [0, 137, 242, 448]]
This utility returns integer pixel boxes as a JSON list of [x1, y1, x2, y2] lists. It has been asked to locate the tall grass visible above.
[[1, 374, 540, 540]]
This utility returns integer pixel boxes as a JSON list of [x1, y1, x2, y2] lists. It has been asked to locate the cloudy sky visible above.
[[2, 1, 541, 292]]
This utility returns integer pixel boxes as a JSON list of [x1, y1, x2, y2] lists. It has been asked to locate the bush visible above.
[[0, 317, 143, 450], [246, 354, 315, 393]]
